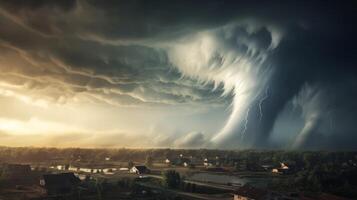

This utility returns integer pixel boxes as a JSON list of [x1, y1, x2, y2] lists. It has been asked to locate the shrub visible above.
[[162, 170, 181, 189]]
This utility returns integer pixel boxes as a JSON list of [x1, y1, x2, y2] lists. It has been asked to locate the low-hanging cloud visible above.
[[0, 3, 227, 108], [174, 131, 207, 148]]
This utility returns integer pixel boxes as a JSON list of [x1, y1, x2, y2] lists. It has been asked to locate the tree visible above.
[[145, 155, 153, 167], [163, 170, 181, 189]]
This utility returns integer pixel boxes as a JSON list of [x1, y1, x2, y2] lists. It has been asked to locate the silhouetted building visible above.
[[1, 164, 31, 180], [41, 173, 80, 196]]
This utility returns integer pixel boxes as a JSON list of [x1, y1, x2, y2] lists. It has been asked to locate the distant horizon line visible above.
[[0, 145, 356, 152]]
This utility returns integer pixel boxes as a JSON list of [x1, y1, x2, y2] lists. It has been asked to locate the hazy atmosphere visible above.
[[0, 0, 356, 150]]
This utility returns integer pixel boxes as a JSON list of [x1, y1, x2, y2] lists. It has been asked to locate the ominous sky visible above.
[[0, 0, 356, 149]]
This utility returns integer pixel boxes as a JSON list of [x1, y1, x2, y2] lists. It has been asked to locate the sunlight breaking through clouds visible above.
[[0, 0, 356, 149]]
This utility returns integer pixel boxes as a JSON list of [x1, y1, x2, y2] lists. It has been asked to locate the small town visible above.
[[0, 148, 356, 200]]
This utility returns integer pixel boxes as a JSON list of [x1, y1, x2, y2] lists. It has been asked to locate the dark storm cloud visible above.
[[0, 0, 356, 149], [0, 0, 229, 106], [0, 0, 334, 41], [241, 2, 357, 149], [239, 45, 356, 148]]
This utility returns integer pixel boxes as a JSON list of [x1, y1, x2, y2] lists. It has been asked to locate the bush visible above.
[[162, 170, 181, 189]]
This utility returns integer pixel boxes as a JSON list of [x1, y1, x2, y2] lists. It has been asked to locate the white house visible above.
[[130, 165, 150, 174]]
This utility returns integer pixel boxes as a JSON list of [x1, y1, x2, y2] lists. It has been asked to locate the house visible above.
[[203, 158, 214, 167], [179, 157, 191, 167], [272, 162, 292, 174], [234, 185, 268, 200], [56, 165, 65, 170], [164, 158, 171, 166], [280, 162, 289, 169], [41, 173, 80, 196], [1, 164, 31, 180], [130, 165, 150, 174]]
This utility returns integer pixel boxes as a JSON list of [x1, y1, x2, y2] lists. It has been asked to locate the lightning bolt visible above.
[[241, 106, 251, 139], [258, 87, 270, 122], [240, 90, 265, 140]]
